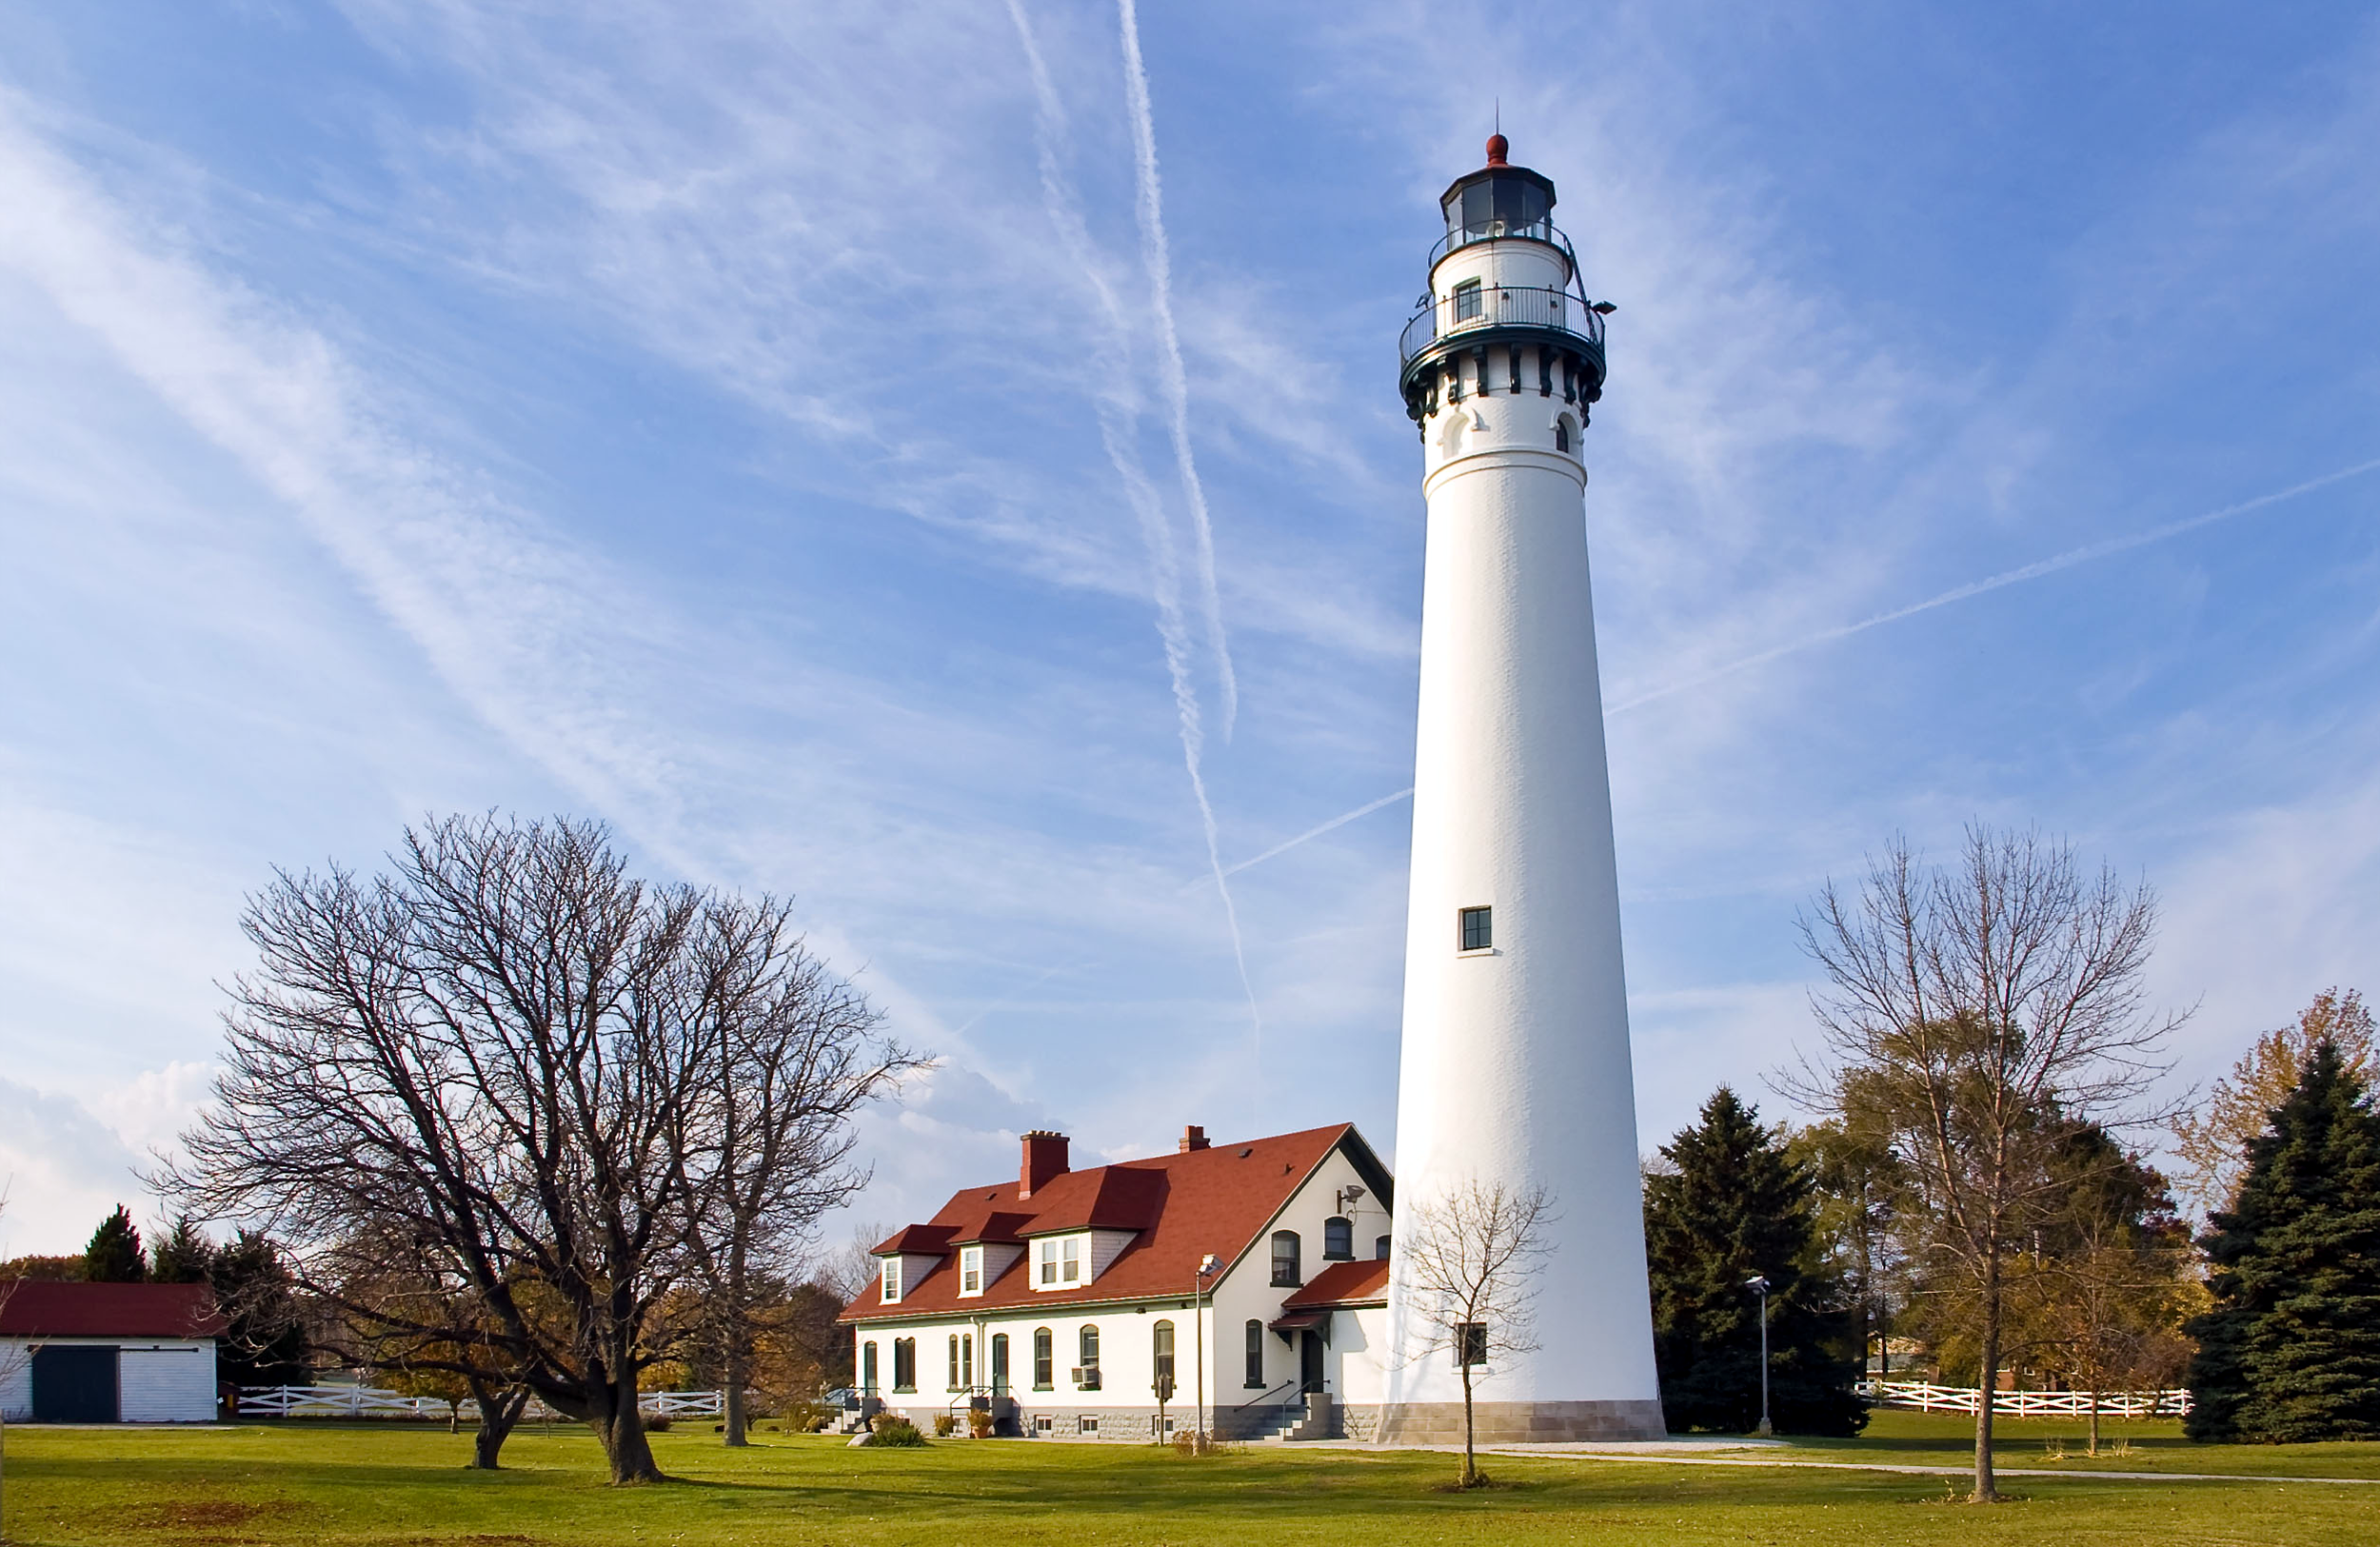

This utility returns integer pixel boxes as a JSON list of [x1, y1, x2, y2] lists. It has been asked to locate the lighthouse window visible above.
[[1459, 906, 1494, 952], [1555, 418, 1571, 452], [1452, 278, 1483, 323], [1455, 1321, 1489, 1368]]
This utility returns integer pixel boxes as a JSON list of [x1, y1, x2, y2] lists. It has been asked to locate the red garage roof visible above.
[[841, 1122, 1391, 1324], [0, 1281, 226, 1339]]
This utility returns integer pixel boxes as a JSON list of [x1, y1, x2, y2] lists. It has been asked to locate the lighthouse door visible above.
[[1299, 1330, 1324, 1395]]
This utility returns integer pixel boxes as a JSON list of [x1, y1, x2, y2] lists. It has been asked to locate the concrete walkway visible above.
[[1317, 1438, 2380, 1487]]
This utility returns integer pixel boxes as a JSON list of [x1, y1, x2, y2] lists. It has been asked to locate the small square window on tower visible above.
[[1455, 1321, 1489, 1368], [1458, 905, 1493, 952]]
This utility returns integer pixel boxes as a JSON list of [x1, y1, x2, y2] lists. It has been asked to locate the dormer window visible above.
[[1035, 1235, 1085, 1288], [960, 1245, 984, 1296], [880, 1258, 902, 1304]]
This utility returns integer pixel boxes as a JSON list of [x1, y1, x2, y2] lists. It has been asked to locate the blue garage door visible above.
[[31, 1344, 119, 1422]]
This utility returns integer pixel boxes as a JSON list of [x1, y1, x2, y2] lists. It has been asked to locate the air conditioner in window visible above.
[[1070, 1367, 1101, 1389]]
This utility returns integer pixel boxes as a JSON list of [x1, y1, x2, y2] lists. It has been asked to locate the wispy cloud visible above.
[[1116, 0, 1238, 740], [1006, 0, 1259, 1041], [1609, 457, 2380, 714]]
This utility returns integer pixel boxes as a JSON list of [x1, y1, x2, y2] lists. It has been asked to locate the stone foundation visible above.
[[1370, 1399, 1666, 1444]]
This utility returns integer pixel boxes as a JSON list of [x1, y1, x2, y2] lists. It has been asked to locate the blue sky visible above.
[[3, 1, 2377, 1257]]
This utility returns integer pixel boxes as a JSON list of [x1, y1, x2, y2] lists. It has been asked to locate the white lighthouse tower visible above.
[[1378, 135, 1664, 1443]]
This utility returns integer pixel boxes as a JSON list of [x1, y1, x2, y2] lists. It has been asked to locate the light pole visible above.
[[1745, 1275, 1772, 1437], [1195, 1253, 1219, 1453]]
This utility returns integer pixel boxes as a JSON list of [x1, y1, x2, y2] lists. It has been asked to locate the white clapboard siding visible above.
[[0, 1341, 32, 1422], [120, 1342, 218, 1422]]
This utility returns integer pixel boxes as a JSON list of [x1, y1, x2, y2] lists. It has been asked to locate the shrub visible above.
[[783, 1400, 834, 1434], [967, 1407, 994, 1438], [643, 1414, 673, 1433], [932, 1413, 959, 1438], [863, 1418, 927, 1447]]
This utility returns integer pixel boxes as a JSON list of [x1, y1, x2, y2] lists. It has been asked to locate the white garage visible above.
[[0, 1281, 225, 1424]]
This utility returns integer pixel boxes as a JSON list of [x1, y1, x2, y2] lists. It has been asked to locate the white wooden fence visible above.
[[1857, 1379, 2191, 1417], [236, 1384, 724, 1420]]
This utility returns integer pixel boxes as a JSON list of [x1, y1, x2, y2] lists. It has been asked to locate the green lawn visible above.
[[1766, 1410, 2380, 1479], [0, 1414, 2373, 1547]]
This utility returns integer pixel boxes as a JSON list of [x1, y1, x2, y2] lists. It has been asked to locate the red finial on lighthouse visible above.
[[1485, 133, 1509, 166]]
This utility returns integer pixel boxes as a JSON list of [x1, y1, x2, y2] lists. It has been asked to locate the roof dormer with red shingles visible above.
[[840, 1121, 1391, 1324]]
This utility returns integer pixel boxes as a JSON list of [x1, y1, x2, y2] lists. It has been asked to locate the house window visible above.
[[1153, 1319, 1176, 1388], [1455, 1321, 1488, 1368], [892, 1338, 917, 1392], [880, 1258, 902, 1303], [991, 1333, 1010, 1396], [1376, 1235, 1392, 1260], [1459, 905, 1493, 952], [1035, 1414, 1054, 1434], [948, 1334, 962, 1392], [1079, 1415, 1100, 1436], [1244, 1319, 1265, 1387], [1271, 1230, 1302, 1287], [862, 1340, 879, 1395], [1062, 1236, 1082, 1283], [1078, 1324, 1100, 1372], [1453, 277, 1483, 323], [1038, 1239, 1058, 1284], [1033, 1327, 1054, 1389], [961, 1245, 983, 1295], [1323, 1217, 1353, 1260]]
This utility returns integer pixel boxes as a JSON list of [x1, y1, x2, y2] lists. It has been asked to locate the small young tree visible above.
[[1644, 1089, 1866, 1436], [2185, 1041, 2380, 1441], [1397, 1180, 1554, 1488], [147, 1218, 216, 1285], [2172, 989, 2373, 1217], [1792, 825, 2180, 1500], [82, 1207, 146, 1283]]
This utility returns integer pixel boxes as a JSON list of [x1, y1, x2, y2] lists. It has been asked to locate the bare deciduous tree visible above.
[[1397, 1180, 1554, 1488], [665, 894, 917, 1446], [1790, 825, 2180, 1502], [166, 814, 908, 1484]]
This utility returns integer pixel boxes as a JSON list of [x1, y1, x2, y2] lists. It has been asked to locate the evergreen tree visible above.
[[1644, 1087, 1868, 1436], [148, 1217, 216, 1285], [82, 1204, 147, 1282], [210, 1231, 312, 1388], [2185, 1041, 2380, 1441]]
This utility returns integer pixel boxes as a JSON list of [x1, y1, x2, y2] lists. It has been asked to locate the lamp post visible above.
[[1745, 1275, 1772, 1437], [1195, 1253, 1219, 1453]]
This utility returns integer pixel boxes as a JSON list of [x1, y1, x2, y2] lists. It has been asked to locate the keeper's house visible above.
[[840, 1123, 1397, 1440], [0, 1281, 225, 1423]]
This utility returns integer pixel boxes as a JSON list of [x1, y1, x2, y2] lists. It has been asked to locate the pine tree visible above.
[[148, 1217, 216, 1285], [2185, 1041, 2380, 1441], [209, 1231, 312, 1388], [82, 1205, 147, 1282], [1644, 1087, 1868, 1436]]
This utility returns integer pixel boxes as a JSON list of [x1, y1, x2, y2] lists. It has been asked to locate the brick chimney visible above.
[[1179, 1124, 1211, 1153], [1020, 1130, 1070, 1199]]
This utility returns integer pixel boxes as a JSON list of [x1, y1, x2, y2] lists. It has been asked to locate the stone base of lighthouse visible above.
[[1370, 1399, 1667, 1444]]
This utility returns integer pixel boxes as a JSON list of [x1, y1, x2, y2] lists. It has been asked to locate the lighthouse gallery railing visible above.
[[1398, 285, 1606, 370]]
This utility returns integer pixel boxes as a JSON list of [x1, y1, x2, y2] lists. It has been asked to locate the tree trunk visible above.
[[589, 1371, 664, 1484], [1459, 1362, 1477, 1487], [723, 1339, 749, 1447], [466, 1380, 528, 1470], [1972, 1259, 2001, 1503], [447, 1400, 460, 1435], [2087, 1384, 2100, 1456]]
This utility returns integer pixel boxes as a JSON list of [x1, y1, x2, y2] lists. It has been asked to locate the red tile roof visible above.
[[1279, 1258, 1390, 1309], [840, 1122, 1388, 1324], [0, 1281, 226, 1339]]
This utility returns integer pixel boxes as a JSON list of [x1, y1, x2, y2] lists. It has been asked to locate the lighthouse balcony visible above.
[[1426, 215, 1580, 281], [1398, 285, 1607, 425]]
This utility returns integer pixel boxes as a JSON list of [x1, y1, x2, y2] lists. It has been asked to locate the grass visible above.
[[1765, 1411, 2380, 1479], [0, 1412, 2370, 1546]]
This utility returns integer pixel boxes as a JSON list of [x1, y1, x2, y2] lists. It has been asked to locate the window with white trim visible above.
[[1455, 1321, 1488, 1368], [1459, 905, 1493, 952], [880, 1258, 902, 1303], [1061, 1236, 1082, 1283], [1038, 1238, 1058, 1284], [1078, 1415, 1100, 1435], [960, 1244, 983, 1296]]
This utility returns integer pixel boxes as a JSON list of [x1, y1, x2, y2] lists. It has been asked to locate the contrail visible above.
[[1196, 786, 1415, 888], [1008, 0, 1260, 1038], [1609, 457, 2380, 714], [1116, 0, 1238, 740]]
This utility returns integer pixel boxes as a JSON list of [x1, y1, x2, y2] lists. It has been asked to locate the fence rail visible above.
[[1856, 1380, 2191, 1417], [236, 1384, 724, 1420]]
